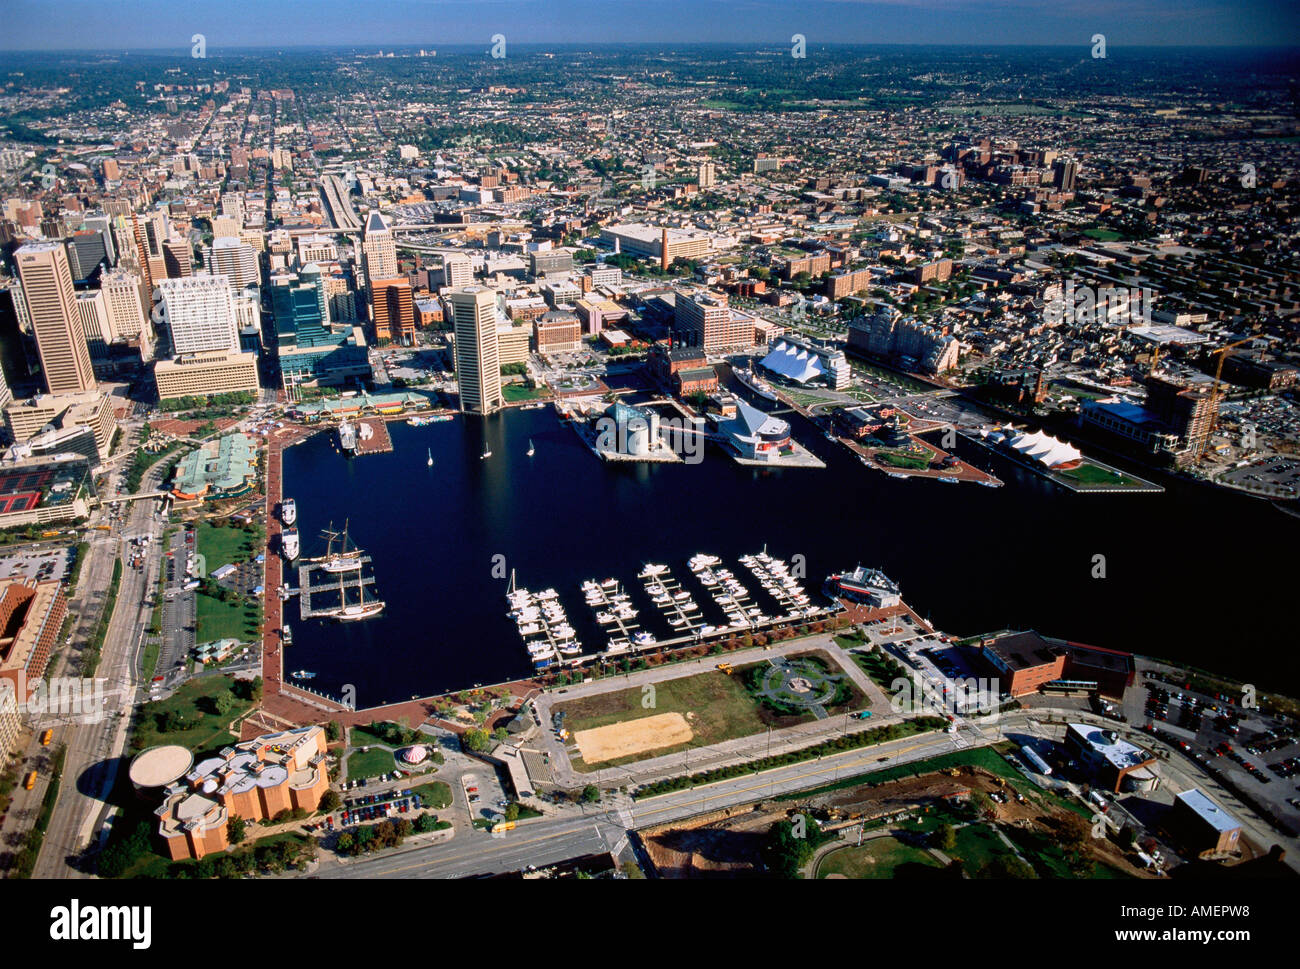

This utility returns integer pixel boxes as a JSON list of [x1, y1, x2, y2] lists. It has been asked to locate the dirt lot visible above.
[[574, 711, 694, 764], [640, 765, 1152, 879]]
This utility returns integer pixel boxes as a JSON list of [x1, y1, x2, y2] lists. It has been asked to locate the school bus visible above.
[[39, 729, 53, 746], [23, 771, 37, 790]]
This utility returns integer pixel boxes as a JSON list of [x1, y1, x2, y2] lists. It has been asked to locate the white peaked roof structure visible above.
[[759, 340, 826, 384], [989, 427, 1083, 468]]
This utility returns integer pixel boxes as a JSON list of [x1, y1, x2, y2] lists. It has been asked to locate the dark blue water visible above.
[[282, 408, 1299, 707]]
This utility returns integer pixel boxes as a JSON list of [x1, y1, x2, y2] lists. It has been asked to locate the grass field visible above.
[[196, 591, 254, 642], [874, 446, 934, 470], [131, 675, 250, 755], [556, 670, 770, 772], [347, 747, 398, 780], [1056, 462, 1146, 488], [503, 384, 548, 402], [816, 838, 942, 878], [195, 521, 257, 569], [413, 782, 452, 808]]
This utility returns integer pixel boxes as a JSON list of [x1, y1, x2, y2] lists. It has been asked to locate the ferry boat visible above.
[[281, 528, 300, 561], [734, 367, 779, 402], [280, 497, 297, 527], [290, 670, 316, 680]]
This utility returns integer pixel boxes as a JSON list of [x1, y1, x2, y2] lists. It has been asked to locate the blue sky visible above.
[[1, 0, 1294, 50]]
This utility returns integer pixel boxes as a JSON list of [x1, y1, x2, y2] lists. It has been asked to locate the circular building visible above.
[[129, 745, 194, 799], [400, 745, 429, 766]]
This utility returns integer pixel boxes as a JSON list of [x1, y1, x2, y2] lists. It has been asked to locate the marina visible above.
[[639, 562, 706, 636], [581, 577, 647, 654], [508, 573, 582, 670], [741, 549, 821, 621], [275, 404, 1300, 703], [690, 552, 767, 632]]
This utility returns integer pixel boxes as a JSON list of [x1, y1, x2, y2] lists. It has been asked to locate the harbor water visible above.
[[281, 407, 1300, 707]]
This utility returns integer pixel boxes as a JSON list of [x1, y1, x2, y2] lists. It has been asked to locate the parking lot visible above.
[[1219, 454, 1300, 498], [0, 545, 75, 584], [1137, 670, 1300, 832]]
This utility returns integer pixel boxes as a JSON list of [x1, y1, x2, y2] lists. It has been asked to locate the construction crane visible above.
[[1197, 336, 1255, 462]]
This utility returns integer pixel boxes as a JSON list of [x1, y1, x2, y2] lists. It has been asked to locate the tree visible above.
[[227, 815, 247, 844], [934, 822, 957, 852], [325, 720, 342, 742], [213, 690, 235, 716], [581, 784, 600, 804], [462, 728, 492, 752], [319, 790, 341, 813], [505, 801, 521, 822]]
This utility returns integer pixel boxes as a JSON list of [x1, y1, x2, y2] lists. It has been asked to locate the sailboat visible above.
[[526, 439, 535, 457], [426, 448, 433, 467], [335, 558, 384, 622]]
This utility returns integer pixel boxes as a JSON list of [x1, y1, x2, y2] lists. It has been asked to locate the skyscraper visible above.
[[208, 237, 260, 290], [100, 269, 148, 344], [156, 275, 239, 355], [15, 242, 97, 395], [448, 286, 502, 415], [369, 277, 413, 345], [362, 212, 398, 283]]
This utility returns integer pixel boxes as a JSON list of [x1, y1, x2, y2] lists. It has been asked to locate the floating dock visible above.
[[352, 417, 394, 456], [640, 565, 706, 636], [582, 578, 646, 654]]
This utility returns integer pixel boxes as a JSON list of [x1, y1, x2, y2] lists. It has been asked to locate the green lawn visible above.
[[947, 822, 1013, 872], [131, 675, 252, 755], [556, 669, 774, 772], [1056, 462, 1145, 488], [413, 782, 452, 808], [347, 747, 398, 780], [816, 838, 942, 878], [503, 384, 547, 402], [195, 521, 258, 570], [874, 446, 934, 470], [196, 591, 255, 643]]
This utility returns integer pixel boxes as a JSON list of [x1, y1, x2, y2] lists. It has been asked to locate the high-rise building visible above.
[[156, 275, 238, 355], [369, 277, 413, 345], [163, 237, 193, 278], [100, 269, 149, 344], [442, 255, 472, 289], [15, 242, 97, 395], [75, 291, 112, 357], [675, 290, 753, 351], [1052, 158, 1078, 192], [66, 229, 110, 282], [208, 236, 260, 290], [697, 161, 717, 189], [448, 287, 502, 415], [362, 212, 398, 283]]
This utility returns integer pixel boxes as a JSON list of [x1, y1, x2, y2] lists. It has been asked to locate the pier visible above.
[[640, 566, 706, 637], [692, 558, 759, 629], [297, 558, 378, 619], [351, 417, 394, 456], [582, 579, 645, 653]]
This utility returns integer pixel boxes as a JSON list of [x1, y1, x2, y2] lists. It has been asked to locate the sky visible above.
[[0, 0, 1295, 50]]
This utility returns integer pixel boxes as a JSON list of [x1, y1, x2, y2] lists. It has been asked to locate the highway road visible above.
[[31, 461, 170, 877], [314, 723, 967, 879]]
